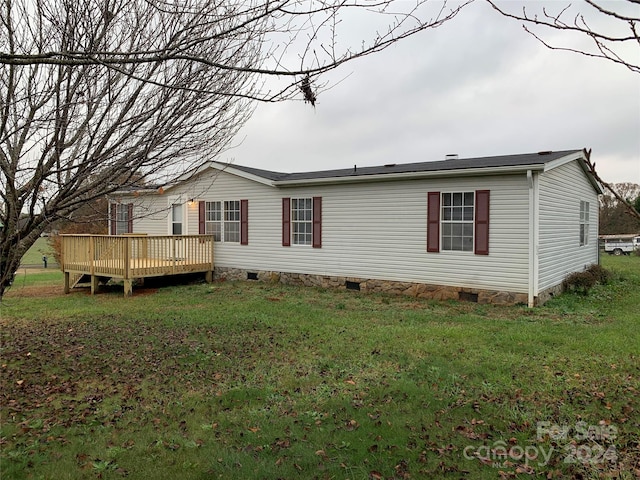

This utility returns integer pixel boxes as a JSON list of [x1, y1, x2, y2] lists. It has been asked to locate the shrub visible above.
[[563, 264, 612, 295], [587, 264, 612, 285]]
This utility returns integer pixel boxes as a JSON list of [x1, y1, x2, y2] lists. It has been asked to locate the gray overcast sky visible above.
[[229, 0, 640, 184]]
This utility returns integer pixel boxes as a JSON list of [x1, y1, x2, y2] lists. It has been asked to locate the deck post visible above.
[[89, 236, 95, 276], [123, 279, 133, 296], [124, 237, 131, 281], [205, 271, 213, 283], [172, 236, 176, 274], [64, 271, 70, 294], [91, 275, 99, 295]]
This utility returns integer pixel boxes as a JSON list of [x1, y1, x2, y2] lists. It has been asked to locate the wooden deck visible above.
[[61, 235, 214, 296]]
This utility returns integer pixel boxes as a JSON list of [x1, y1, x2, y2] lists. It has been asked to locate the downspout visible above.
[[527, 170, 538, 307]]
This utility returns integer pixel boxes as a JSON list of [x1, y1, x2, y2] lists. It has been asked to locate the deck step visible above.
[[71, 274, 90, 288]]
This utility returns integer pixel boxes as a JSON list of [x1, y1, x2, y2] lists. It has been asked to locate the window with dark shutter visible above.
[[474, 190, 490, 255], [127, 204, 133, 233], [427, 192, 440, 252], [312, 197, 322, 248], [282, 198, 291, 246], [110, 203, 117, 235], [240, 199, 248, 245], [198, 201, 205, 234]]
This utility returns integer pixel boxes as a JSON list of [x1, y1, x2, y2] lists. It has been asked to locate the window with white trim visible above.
[[580, 201, 589, 246], [115, 204, 131, 235], [224, 200, 240, 243], [171, 203, 183, 235], [292, 198, 313, 245], [205, 201, 222, 241], [441, 192, 474, 251]]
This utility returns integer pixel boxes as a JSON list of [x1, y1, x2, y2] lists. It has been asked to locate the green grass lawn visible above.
[[19, 237, 55, 266], [1, 256, 638, 479]]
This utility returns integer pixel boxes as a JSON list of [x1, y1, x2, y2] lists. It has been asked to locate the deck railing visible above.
[[61, 234, 214, 294]]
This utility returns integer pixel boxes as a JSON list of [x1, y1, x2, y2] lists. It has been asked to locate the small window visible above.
[[292, 198, 313, 245], [580, 201, 589, 246], [224, 200, 240, 243], [115, 204, 131, 235], [205, 201, 222, 241], [441, 192, 474, 251], [172, 204, 183, 235]]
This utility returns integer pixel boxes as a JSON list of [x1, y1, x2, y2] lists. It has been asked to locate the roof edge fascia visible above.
[[202, 161, 276, 187], [109, 188, 160, 196], [273, 164, 547, 187]]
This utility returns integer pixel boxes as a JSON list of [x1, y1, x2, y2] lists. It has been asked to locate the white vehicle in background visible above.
[[601, 234, 640, 256]]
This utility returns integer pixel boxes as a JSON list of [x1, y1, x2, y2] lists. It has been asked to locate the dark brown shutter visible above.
[[127, 204, 133, 233], [198, 201, 205, 234], [110, 203, 117, 235], [282, 197, 291, 247], [312, 196, 322, 248], [427, 192, 440, 252], [475, 190, 490, 255], [240, 199, 248, 245]]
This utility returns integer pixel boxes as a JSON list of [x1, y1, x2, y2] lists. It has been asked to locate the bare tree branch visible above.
[[486, 0, 640, 73], [583, 148, 640, 222], [0, 0, 470, 297]]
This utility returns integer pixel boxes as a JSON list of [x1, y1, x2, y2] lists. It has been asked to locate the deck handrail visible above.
[[61, 234, 215, 295]]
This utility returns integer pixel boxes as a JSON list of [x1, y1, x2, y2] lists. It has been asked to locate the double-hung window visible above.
[[199, 199, 247, 244], [205, 201, 222, 241], [116, 204, 131, 235], [110, 203, 132, 235], [224, 201, 240, 242], [441, 192, 475, 252], [292, 198, 313, 245], [282, 197, 322, 248], [171, 204, 183, 235], [580, 201, 589, 246], [427, 190, 489, 255]]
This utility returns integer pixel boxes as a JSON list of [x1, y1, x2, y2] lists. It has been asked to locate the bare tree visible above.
[[582, 149, 640, 226], [0, 0, 469, 298], [486, 0, 640, 73]]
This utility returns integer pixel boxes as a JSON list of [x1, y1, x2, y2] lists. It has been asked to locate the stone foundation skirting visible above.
[[213, 267, 529, 306], [534, 283, 564, 306]]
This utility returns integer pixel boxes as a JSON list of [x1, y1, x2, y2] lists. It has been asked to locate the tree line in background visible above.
[[599, 183, 640, 235]]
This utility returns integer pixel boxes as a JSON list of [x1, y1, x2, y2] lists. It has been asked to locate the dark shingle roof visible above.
[[225, 150, 583, 183]]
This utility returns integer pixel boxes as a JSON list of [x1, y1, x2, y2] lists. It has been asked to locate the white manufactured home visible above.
[[108, 150, 602, 306]]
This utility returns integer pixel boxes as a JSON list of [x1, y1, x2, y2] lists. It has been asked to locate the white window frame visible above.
[[224, 200, 240, 243], [291, 198, 313, 246], [115, 204, 130, 235], [171, 203, 183, 235], [441, 192, 474, 252], [580, 201, 589, 246], [205, 201, 222, 241]]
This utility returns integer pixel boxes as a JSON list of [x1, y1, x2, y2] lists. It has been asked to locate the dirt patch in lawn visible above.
[[5, 284, 159, 298]]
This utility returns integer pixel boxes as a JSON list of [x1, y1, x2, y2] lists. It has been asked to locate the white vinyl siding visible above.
[[110, 195, 168, 235], [538, 161, 599, 292], [162, 169, 531, 293]]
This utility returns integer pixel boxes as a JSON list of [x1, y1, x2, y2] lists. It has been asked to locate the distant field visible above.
[[19, 237, 55, 266]]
